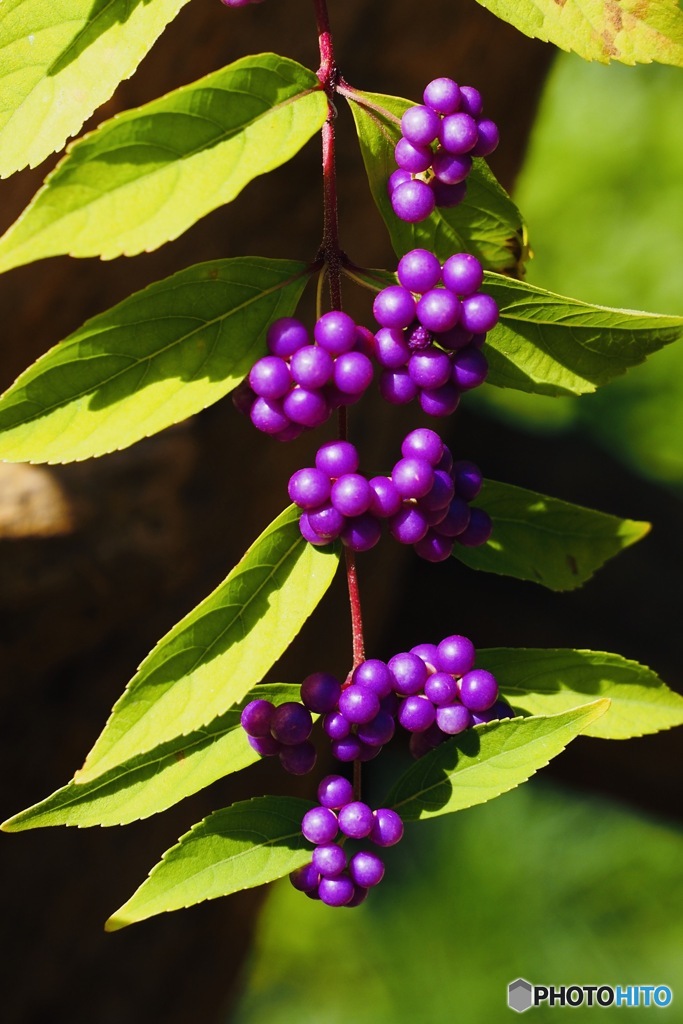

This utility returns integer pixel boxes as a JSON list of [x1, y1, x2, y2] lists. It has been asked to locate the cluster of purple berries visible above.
[[373, 248, 497, 416], [388, 77, 499, 223], [235, 313, 374, 440], [240, 695, 318, 776], [290, 776, 404, 907], [288, 428, 492, 561]]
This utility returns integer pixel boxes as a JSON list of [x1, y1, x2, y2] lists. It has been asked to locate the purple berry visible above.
[[240, 698, 275, 737], [300, 671, 342, 713], [299, 513, 330, 546], [341, 514, 382, 552], [397, 249, 442, 293], [392, 457, 435, 499], [442, 253, 484, 296], [394, 138, 433, 174], [431, 179, 467, 209], [318, 874, 355, 907], [401, 105, 441, 146], [323, 711, 351, 741], [456, 507, 493, 547], [458, 669, 499, 711], [282, 386, 330, 428], [460, 293, 499, 334], [288, 467, 331, 509], [312, 843, 347, 878], [459, 86, 483, 117], [289, 862, 320, 893], [290, 345, 334, 388], [410, 642, 440, 668], [379, 368, 419, 405], [368, 476, 402, 518], [408, 349, 452, 389], [398, 694, 437, 732], [452, 460, 483, 500], [357, 709, 396, 747], [333, 350, 374, 395], [451, 347, 489, 390], [352, 659, 394, 697], [250, 396, 289, 435], [388, 505, 429, 545], [315, 440, 359, 478], [419, 469, 455, 511], [387, 651, 428, 695], [374, 327, 411, 369], [248, 355, 291, 399], [433, 498, 471, 537], [391, 179, 435, 223], [369, 808, 404, 847], [373, 286, 417, 330], [387, 168, 412, 195], [410, 727, 446, 759], [347, 885, 370, 907], [423, 77, 461, 115], [436, 635, 476, 676], [424, 671, 459, 706], [273, 422, 304, 443], [414, 530, 454, 562], [266, 317, 309, 358], [439, 324, 474, 350], [331, 473, 372, 517], [318, 774, 354, 809], [471, 118, 500, 157], [279, 741, 317, 775], [270, 702, 313, 745], [432, 149, 472, 185], [401, 428, 445, 466], [314, 311, 357, 355], [416, 289, 460, 333], [338, 801, 374, 838], [301, 806, 338, 844], [247, 733, 281, 757], [439, 112, 478, 154], [307, 501, 346, 540], [338, 684, 381, 724], [348, 851, 385, 887], [435, 702, 473, 734], [418, 383, 461, 417], [331, 736, 362, 761]]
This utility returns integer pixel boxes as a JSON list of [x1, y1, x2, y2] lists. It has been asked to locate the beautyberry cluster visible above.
[[235, 313, 374, 440], [240, 697, 318, 775], [288, 428, 492, 561], [373, 249, 497, 416], [388, 78, 499, 223], [290, 777, 404, 907]]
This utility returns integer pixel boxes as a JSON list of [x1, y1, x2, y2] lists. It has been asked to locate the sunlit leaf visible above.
[[0, 0, 190, 177], [479, 648, 683, 739], [75, 507, 339, 783], [106, 795, 314, 930], [387, 701, 609, 820], [0, 257, 311, 462], [453, 479, 649, 590], [0, 53, 327, 270]]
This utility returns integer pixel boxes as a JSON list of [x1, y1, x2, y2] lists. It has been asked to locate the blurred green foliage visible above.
[[475, 54, 683, 488], [230, 781, 682, 1023]]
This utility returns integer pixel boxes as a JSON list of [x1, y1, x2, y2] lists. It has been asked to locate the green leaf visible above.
[[387, 701, 610, 820], [478, 648, 683, 739], [472, 0, 683, 67], [0, 53, 327, 271], [105, 795, 314, 930], [344, 87, 526, 276], [0, 0, 191, 178], [484, 273, 683, 396], [0, 257, 311, 463], [75, 506, 339, 784], [453, 479, 649, 590], [1, 684, 302, 831]]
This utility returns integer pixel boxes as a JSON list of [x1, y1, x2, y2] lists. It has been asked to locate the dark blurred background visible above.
[[0, 1, 680, 1021]]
